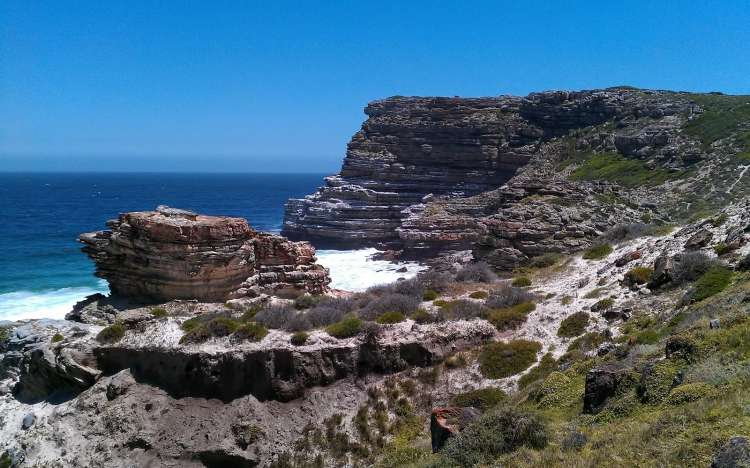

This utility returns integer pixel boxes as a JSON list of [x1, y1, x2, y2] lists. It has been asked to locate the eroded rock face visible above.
[[430, 406, 481, 452], [80, 206, 330, 302], [282, 89, 694, 254]]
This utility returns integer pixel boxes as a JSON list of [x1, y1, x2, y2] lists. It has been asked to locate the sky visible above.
[[1, 1, 749, 173]]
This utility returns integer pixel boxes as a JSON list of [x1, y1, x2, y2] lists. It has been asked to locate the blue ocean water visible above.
[[0, 172, 326, 319]]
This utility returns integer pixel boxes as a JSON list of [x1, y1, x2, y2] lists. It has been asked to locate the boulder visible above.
[[615, 250, 642, 267], [684, 228, 713, 250], [583, 363, 631, 414], [712, 436, 750, 468], [430, 406, 481, 452], [648, 254, 674, 289]]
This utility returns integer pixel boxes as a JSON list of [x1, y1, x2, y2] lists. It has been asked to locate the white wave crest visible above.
[[316, 248, 426, 292], [0, 283, 109, 321]]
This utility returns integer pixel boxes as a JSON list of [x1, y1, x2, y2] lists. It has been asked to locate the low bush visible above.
[[529, 253, 562, 268], [485, 284, 534, 309], [672, 252, 715, 284], [584, 287, 607, 299], [360, 293, 421, 320], [451, 387, 508, 410], [97, 322, 126, 343], [478, 340, 542, 379], [370, 277, 425, 298], [51, 333, 64, 343], [150, 307, 168, 318], [561, 295, 574, 305], [0, 326, 9, 344], [635, 329, 660, 345], [417, 270, 453, 292], [439, 407, 547, 466], [290, 331, 309, 346], [666, 382, 715, 405], [624, 267, 653, 285], [307, 304, 349, 328], [181, 317, 240, 344], [254, 305, 299, 330], [439, 299, 490, 320], [376, 311, 406, 324], [583, 243, 613, 260], [518, 353, 557, 389], [326, 316, 363, 339], [557, 312, 590, 337], [591, 298, 615, 312], [433, 299, 449, 308], [233, 322, 268, 342], [240, 306, 261, 322], [488, 308, 528, 331], [444, 353, 468, 369], [713, 242, 730, 255], [455, 262, 497, 283], [469, 290, 488, 299], [689, 266, 732, 302], [422, 289, 439, 301], [737, 253, 750, 271], [512, 276, 532, 287], [294, 294, 320, 310], [710, 213, 728, 227], [410, 308, 435, 324], [602, 223, 650, 242]]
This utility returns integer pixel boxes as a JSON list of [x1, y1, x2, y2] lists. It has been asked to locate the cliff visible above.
[[283, 89, 750, 267], [79, 206, 330, 302]]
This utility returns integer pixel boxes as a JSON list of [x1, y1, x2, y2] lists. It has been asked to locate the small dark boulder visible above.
[[21, 413, 35, 430], [430, 406, 481, 452], [647, 255, 674, 289], [710, 319, 721, 329], [583, 363, 630, 414], [712, 436, 750, 468], [684, 228, 713, 250], [614, 250, 641, 268]]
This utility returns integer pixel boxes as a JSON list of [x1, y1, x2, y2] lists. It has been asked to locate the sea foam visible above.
[[0, 283, 108, 322], [316, 248, 426, 291]]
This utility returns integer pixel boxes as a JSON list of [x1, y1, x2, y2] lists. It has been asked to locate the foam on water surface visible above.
[[0, 282, 109, 322], [316, 248, 426, 291]]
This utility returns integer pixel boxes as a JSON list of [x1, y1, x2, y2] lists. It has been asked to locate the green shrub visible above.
[[690, 266, 732, 302], [410, 308, 434, 324], [452, 387, 508, 410], [561, 295, 573, 305], [666, 382, 716, 405], [583, 243, 613, 260], [294, 294, 319, 310], [479, 340, 542, 379], [444, 353, 468, 369], [150, 307, 168, 318], [584, 287, 606, 299], [529, 253, 562, 268], [290, 331, 309, 346], [684, 94, 750, 150], [558, 312, 590, 337], [625, 267, 653, 285], [423, 289, 439, 301], [469, 291, 488, 299], [233, 322, 268, 342], [51, 333, 64, 343], [439, 407, 548, 466], [181, 316, 204, 332], [376, 311, 405, 324], [518, 353, 557, 389], [0, 326, 9, 344], [326, 316, 363, 338], [433, 299, 449, 308], [97, 322, 126, 343], [240, 306, 261, 322], [711, 213, 728, 227], [635, 329, 660, 345], [512, 276, 532, 287], [180, 317, 240, 344], [488, 308, 528, 332], [591, 298, 615, 312], [535, 371, 585, 409], [714, 242, 730, 256]]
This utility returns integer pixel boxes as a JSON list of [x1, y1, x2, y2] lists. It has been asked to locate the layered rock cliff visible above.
[[80, 206, 330, 302], [284, 89, 750, 266]]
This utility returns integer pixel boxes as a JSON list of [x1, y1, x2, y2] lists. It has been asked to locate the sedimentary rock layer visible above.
[[79, 206, 330, 302]]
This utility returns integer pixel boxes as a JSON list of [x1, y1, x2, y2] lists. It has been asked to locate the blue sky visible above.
[[1, 1, 749, 172]]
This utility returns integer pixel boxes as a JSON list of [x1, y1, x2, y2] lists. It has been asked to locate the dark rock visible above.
[[583, 363, 630, 414], [603, 308, 630, 321], [710, 319, 721, 329], [684, 228, 713, 250], [665, 335, 696, 360], [712, 436, 750, 468], [648, 254, 674, 289], [597, 343, 617, 356], [614, 250, 642, 267], [21, 413, 35, 429], [430, 406, 481, 452], [396, 266, 408, 273]]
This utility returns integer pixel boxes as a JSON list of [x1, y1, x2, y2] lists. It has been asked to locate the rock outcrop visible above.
[[80, 206, 330, 302]]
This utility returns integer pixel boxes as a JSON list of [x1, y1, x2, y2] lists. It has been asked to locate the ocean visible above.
[[0, 173, 424, 321]]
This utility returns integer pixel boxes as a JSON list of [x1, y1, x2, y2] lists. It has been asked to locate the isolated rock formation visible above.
[[80, 206, 330, 302]]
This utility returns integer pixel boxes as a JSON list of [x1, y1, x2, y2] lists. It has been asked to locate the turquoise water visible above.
[[0, 173, 326, 319]]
